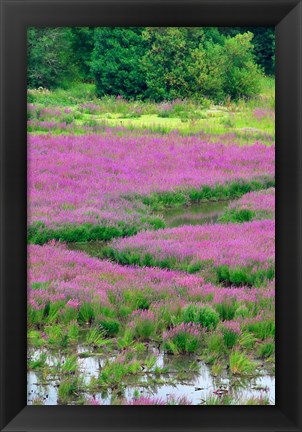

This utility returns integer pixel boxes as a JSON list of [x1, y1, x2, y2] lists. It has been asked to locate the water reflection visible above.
[[161, 200, 230, 228], [27, 346, 275, 405]]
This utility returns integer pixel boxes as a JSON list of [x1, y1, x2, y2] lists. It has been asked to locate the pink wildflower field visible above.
[[28, 132, 274, 228]]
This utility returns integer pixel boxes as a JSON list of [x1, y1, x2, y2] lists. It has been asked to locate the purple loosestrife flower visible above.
[[66, 299, 81, 309], [125, 396, 165, 405], [163, 322, 201, 340], [28, 132, 274, 228], [221, 320, 242, 334], [228, 188, 275, 216], [112, 219, 275, 270]]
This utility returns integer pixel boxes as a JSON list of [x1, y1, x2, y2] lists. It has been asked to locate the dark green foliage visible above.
[[78, 303, 95, 325], [27, 28, 79, 89], [70, 28, 95, 81], [28, 26, 273, 102], [187, 262, 202, 274], [98, 319, 120, 337], [142, 28, 262, 102], [91, 28, 148, 98], [141, 27, 205, 101], [219, 27, 275, 75], [216, 33, 262, 100]]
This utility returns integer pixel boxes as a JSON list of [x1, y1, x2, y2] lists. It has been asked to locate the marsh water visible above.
[[67, 200, 231, 258], [27, 346, 275, 405], [161, 200, 229, 228], [28, 199, 275, 405]]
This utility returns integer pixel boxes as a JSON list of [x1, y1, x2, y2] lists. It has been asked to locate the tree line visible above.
[[28, 27, 275, 102]]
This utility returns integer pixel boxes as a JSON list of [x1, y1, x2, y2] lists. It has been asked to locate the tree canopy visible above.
[[27, 26, 275, 102]]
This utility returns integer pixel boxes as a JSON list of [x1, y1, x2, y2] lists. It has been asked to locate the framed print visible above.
[[0, 0, 301, 431]]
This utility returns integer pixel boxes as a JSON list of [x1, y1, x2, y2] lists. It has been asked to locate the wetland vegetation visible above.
[[27, 26, 275, 405]]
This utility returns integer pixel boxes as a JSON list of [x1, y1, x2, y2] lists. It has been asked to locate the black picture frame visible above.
[[1, 0, 301, 431]]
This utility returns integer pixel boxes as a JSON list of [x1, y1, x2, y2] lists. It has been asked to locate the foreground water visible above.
[[27, 346, 275, 405]]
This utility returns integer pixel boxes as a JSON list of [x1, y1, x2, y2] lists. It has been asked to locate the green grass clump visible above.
[[215, 300, 237, 320], [206, 333, 226, 358], [229, 351, 255, 375], [85, 328, 109, 347], [234, 305, 251, 319], [44, 325, 69, 348], [238, 332, 257, 350], [58, 377, 83, 404], [204, 395, 235, 405], [163, 331, 200, 355], [211, 361, 224, 376], [122, 289, 152, 311], [28, 353, 47, 370], [61, 306, 78, 324], [257, 340, 275, 358], [132, 319, 156, 341], [222, 329, 239, 349], [244, 320, 275, 340], [28, 307, 45, 327], [78, 302, 95, 325], [98, 319, 120, 337], [67, 322, 79, 343], [61, 355, 78, 374], [182, 304, 219, 330], [98, 358, 141, 388], [27, 330, 44, 347], [219, 208, 256, 223]]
